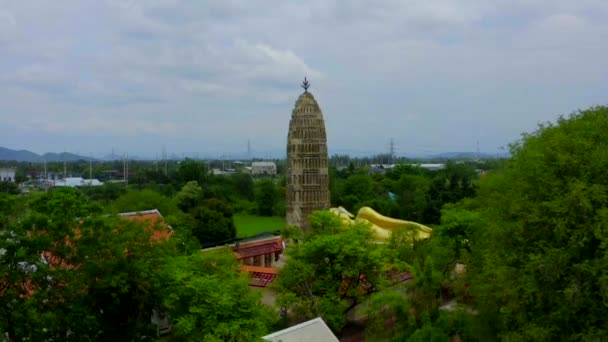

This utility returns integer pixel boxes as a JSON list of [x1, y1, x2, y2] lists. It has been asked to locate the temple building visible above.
[[286, 78, 330, 230]]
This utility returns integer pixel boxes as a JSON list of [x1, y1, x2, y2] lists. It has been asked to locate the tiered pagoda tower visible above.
[[286, 78, 330, 230]]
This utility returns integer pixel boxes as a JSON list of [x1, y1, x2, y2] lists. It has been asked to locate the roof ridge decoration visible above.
[[301, 77, 310, 92]]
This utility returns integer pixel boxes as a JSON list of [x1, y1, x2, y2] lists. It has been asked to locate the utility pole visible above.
[[123, 154, 126, 184], [389, 138, 395, 164], [247, 139, 252, 160], [163, 147, 167, 176], [89, 154, 92, 182]]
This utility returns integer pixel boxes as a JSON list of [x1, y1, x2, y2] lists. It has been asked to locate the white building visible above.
[[0, 168, 16, 182], [54, 177, 103, 187], [251, 162, 277, 176], [410, 163, 446, 171]]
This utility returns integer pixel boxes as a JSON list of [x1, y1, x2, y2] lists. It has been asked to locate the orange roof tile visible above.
[[232, 237, 283, 259]]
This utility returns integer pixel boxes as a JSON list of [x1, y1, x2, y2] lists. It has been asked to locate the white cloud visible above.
[[0, 10, 16, 43], [0, 0, 607, 156]]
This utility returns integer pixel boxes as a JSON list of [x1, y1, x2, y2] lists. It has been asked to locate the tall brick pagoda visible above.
[[286, 78, 330, 230]]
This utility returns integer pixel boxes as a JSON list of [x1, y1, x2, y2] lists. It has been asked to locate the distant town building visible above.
[[54, 177, 103, 188], [0, 168, 16, 182], [210, 168, 235, 176], [368, 165, 386, 175], [251, 161, 277, 176], [414, 163, 446, 171], [286, 79, 330, 231]]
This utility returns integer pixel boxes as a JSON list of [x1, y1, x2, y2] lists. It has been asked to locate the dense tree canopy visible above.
[[467, 107, 608, 340], [190, 199, 237, 246], [159, 250, 276, 341], [0, 187, 275, 341], [0, 181, 19, 195], [0, 188, 176, 340], [275, 212, 389, 332]]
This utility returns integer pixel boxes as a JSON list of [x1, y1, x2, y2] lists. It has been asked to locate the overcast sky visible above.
[[1, 0, 607, 158]]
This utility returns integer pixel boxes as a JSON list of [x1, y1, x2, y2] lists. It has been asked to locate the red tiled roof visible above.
[[232, 237, 283, 259], [240, 265, 279, 275], [240, 266, 279, 287], [120, 210, 172, 242]]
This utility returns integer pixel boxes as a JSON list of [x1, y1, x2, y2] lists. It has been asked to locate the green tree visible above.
[[231, 173, 255, 201], [191, 199, 236, 246], [469, 106, 608, 340], [0, 181, 19, 195], [255, 179, 277, 216], [176, 159, 207, 186], [79, 182, 126, 204], [337, 174, 375, 212], [394, 174, 431, 222], [160, 250, 276, 341], [423, 163, 477, 224], [113, 188, 178, 215], [175, 181, 203, 212], [0, 188, 175, 341], [274, 211, 387, 332]]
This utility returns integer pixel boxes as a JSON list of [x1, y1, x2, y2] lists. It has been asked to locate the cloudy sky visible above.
[[1, 0, 607, 158]]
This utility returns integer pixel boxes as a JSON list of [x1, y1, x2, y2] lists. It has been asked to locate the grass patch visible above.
[[234, 215, 285, 238]]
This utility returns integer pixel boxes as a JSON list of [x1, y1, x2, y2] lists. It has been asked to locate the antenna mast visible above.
[[123, 154, 126, 184], [163, 147, 167, 175], [389, 138, 395, 164], [247, 139, 252, 160]]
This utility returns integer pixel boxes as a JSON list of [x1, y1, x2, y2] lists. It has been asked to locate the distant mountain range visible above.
[[0, 147, 92, 162]]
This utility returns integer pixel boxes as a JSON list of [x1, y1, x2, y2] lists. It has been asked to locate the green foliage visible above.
[[275, 214, 387, 332], [112, 188, 179, 216], [0, 188, 175, 341], [79, 182, 126, 204], [191, 199, 236, 246], [255, 179, 277, 216], [393, 174, 430, 221], [176, 159, 207, 186], [469, 106, 608, 340], [0, 193, 16, 227], [0, 181, 19, 194], [282, 225, 304, 241], [330, 161, 479, 225], [160, 250, 276, 341], [337, 174, 375, 212], [231, 173, 255, 201], [406, 321, 450, 342], [308, 210, 343, 236], [174, 180, 203, 212], [422, 163, 477, 224]]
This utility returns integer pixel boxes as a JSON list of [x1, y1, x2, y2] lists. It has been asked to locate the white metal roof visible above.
[[252, 161, 276, 167], [263, 317, 338, 342]]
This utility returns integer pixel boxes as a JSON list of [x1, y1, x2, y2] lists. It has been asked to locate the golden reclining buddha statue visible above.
[[329, 206, 432, 241]]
